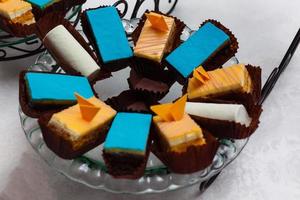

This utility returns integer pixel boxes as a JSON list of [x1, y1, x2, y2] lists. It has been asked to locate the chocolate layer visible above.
[[190, 104, 262, 139], [105, 90, 156, 113], [38, 111, 109, 159], [81, 6, 133, 72], [19, 70, 98, 118], [0, 15, 35, 37], [103, 131, 153, 179], [36, 12, 111, 84], [151, 130, 219, 174]]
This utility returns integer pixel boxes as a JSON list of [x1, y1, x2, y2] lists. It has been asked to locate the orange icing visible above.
[[187, 64, 252, 100], [134, 12, 175, 62]]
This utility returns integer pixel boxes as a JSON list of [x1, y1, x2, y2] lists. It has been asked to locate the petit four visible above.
[[0, 0, 35, 25], [39, 94, 116, 159], [43, 25, 100, 78], [83, 6, 133, 68], [103, 112, 152, 178], [26, 0, 60, 10], [151, 95, 219, 173], [166, 22, 230, 78], [134, 12, 175, 63], [186, 102, 262, 139], [25, 72, 94, 107]]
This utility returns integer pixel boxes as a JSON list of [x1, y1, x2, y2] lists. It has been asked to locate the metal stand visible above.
[[0, 6, 82, 61]]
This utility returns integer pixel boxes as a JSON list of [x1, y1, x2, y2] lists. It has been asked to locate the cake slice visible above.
[[40, 94, 117, 159], [103, 112, 152, 179], [0, 0, 35, 25], [134, 12, 176, 63], [25, 72, 94, 107], [166, 22, 230, 78], [187, 64, 252, 100]]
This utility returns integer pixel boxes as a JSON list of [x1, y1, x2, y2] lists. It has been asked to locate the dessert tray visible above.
[[19, 19, 248, 194], [0, 5, 81, 61]]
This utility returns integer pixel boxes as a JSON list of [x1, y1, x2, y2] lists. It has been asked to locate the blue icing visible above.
[[26, 0, 54, 9], [104, 112, 152, 154], [86, 7, 133, 63], [25, 72, 94, 103], [166, 22, 230, 78]]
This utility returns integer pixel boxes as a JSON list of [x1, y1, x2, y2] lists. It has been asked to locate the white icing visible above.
[[185, 102, 252, 127], [43, 25, 100, 77]]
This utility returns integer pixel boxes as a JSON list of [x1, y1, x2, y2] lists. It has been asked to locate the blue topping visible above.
[[26, 0, 55, 9], [104, 112, 152, 154], [166, 22, 230, 78], [25, 72, 94, 103], [86, 7, 133, 63]]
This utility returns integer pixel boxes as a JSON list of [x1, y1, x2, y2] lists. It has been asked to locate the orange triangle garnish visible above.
[[196, 66, 210, 80], [193, 70, 206, 84], [171, 94, 187, 121], [75, 93, 100, 121], [146, 12, 169, 32], [151, 103, 173, 122]]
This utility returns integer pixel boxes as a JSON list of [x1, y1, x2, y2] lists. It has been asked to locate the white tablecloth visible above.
[[0, 0, 300, 199]]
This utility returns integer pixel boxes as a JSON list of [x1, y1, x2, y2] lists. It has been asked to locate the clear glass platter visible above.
[[18, 19, 249, 194]]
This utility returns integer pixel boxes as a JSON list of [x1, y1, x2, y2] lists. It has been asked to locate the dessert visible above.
[[103, 112, 152, 179], [26, 0, 60, 10], [186, 64, 261, 111], [39, 94, 116, 159], [186, 102, 262, 139], [151, 95, 219, 173], [0, 0, 35, 25], [133, 12, 176, 63], [166, 20, 238, 80], [82, 6, 133, 71], [42, 25, 101, 79]]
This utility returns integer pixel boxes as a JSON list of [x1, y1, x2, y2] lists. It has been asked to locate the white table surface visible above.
[[1, 0, 300, 199]]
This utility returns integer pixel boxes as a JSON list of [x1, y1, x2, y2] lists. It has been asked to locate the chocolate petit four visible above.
[[39, 94, 117, 159], [0, 0, 35, 25], [82, 6, 133, 71], [185, 102, 262, 139], [186, 64, 261, 111], [20, 71, 96, 118], [151, 95, 219, 173], [26, 0, 60, 10], [165, 20, 238, 81], [103, 112, 152, 179]]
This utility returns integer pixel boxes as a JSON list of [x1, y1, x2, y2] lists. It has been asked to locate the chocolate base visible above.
[[36, 12, 111, 84], [0, 15, 36, 37], [105, 90, 156, 113], [81, 6, 133, 72], [38, 112, 109, 159], [151, 130, 219, 174], [128, 68, 175, 101], [185, 65, 262, 113], [131, 10, 186, 66], [190, 104, 262, 139], [103, 131, 153, 179], [19, 70, 98, 118]]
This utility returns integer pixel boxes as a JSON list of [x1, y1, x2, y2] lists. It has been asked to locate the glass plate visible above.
[[19, 19, 249, 194]]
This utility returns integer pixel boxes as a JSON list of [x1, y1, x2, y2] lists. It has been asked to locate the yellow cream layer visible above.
[[0, 0, 33, 20], [49, 97, 116, 141], [134, 13, 175, 62], [153, 113, 205, 149], [188, 64, 252, 100], [11, 10, 35, 25]]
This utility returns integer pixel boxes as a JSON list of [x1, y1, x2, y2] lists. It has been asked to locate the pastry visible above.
[[0, 0, 35, 25], [39, 94, 116, 159], [103, 112, 152, 179], [82, 6, 133, 71], [166, 20, 238, 80], [43, 25, 101, 79], [151, 95, 219, 173], [185, 102, 262, 139]]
